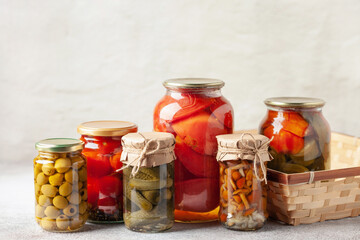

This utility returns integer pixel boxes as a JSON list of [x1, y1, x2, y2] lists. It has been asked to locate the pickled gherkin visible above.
[[121, 132, 175, 232], [123, 163, 174, 232]]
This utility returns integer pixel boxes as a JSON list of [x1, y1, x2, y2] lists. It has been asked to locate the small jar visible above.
[[154, 78, 233, 222], [77, 120, 137, 223], [34, 138, 87, 232], [121, 132, 175, 232], [259, 97, 331, 173], [216, 133, 272, 231]]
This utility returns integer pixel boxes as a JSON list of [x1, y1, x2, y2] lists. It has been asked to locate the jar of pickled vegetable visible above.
[[216, 133, 272, 230], [259, 97, 331, 173], [34, 138, 88, 232], [77, 120, 137, 223], [154, 78, 233, 222], [121, 132, 175, 232]]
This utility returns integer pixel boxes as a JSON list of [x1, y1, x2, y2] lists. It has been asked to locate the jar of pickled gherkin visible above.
[[121, 132, 175, 233], [216, 133, 272, 231], [259, 97, 331, 173], [77, 120, 137, 223], [34, 138, 88, 232], [154, 78, 233, 222]]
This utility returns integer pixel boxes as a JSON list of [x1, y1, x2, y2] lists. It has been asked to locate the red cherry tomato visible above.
[[263, 125, 304, 154], [175, 136, 219, 178], [87, 176, 99, 207], [175, 178, 219, 212], [86, 152, 112, 178], [109, 152, 122, 171], [172, 112, 225, 155], [98, 175, 122, 198], [97, 197, 118, 215]]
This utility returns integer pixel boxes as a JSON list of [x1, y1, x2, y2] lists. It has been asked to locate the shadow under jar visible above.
[[121, 132, 175, 232], [153, 78, 233, 222], [34, 138, 88, 232], [216, 133, 272, 231], [259, 97, 331, 173], [77, 120, 137, 223]]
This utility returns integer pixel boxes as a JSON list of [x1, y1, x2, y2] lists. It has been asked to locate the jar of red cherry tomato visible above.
[[259, 97, 331, 173], [154, 78, 234, 222], [77, 121, 137, 223]]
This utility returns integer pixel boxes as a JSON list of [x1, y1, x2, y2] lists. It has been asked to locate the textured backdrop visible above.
[[1, 0, 360, 164]]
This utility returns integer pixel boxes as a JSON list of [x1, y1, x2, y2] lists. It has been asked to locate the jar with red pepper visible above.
[[259, 97, 331, 173], [154, 78, 233, 222], [77, 120, 137, 223]]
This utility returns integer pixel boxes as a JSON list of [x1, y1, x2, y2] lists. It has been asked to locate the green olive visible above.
[[38, 195, 52, 206], [42, 163, 56, 176], [69, 216, 84, 230], [78, 167, 87, 182], [64, 169, 78, 183], [59, 182, 72, 197], [53, 195, 68, 209], [34, 164, 42, 179], [49, 173, 64, 186], [56, 215, 70, 230], [63, 204, 78, 217], [35, 204, 46, 218], [71, 156, 85, 169], [44, 206, 60, 219], [41, 217, 57, 231], [41, 184, 58, 198], [55, 158, 71, 173], [67, 192, 81, 204], [79, 189, 87, 201], [78, 201, 87, 215]]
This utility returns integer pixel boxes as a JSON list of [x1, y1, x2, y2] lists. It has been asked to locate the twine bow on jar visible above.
[[217, 133, 273, 184], [119, 132, 175, 177]]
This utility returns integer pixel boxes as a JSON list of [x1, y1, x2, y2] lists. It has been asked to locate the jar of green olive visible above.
[[121, 132, 175, 233], [34, 138, 88, 232]]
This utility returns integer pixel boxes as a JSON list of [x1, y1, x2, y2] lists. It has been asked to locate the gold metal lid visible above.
[[35, 138, 84, 153], [264, 97, 325, 109], [163, 78, 224, 89], [77, 120, 138, 137]]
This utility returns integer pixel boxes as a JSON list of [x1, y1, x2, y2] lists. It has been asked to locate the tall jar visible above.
[[259, 97, 331, 173], [34, 138, 88, 232], [121, 132, 175, 232], [154, 78, 234, 222], [216, 133, 272, 230], [77, 120, 137, 223]]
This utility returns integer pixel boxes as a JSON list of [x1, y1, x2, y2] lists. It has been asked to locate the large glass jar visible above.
[[34, 138, 88, 232], [77, 120, 137, 223], [216, 133, 272, 231], [154, 78, 234, 222], [121, 132, 175, 232], [259, 97, 331, 173]]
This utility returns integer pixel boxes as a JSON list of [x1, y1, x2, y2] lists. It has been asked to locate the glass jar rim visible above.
[[77, 120, 137, 137], [35, 138, 84, 153], [163, 78, 224, 89], [264, 97, 325, 109]]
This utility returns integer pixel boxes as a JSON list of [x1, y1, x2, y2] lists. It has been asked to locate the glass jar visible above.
[[77, 120, 137, 223], [259, 97, 331, 173], [216, 133, 272, 231], [34, 138, 87, 232], [121, 132, 175, 232], [154, 78, 233, 222]]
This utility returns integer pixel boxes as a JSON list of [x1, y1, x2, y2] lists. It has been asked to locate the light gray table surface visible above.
[[1, 164, 359, 240]]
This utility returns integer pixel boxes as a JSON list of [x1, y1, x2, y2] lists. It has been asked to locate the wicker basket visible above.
[[267, 132, 360, 225]]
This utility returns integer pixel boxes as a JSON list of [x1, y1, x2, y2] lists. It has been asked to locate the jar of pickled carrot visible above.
[[216, 133, 272, 230], [77, 121, 137, 223], [259, 97, 331, 173], [153, 78, 234, 222]]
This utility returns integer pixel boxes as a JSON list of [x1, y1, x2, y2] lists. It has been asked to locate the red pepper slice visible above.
[[209, 97, 233, 129], [175, 178, 219, 212], [98, 175, 122, 198], [172, 112, 225, 155], [175, 136, 219, 178], [263, 125, 304, 154], [282, 112, 309, 137]]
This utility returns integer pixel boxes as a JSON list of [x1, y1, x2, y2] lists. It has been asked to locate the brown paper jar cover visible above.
[[121, 132, 176, 168]]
